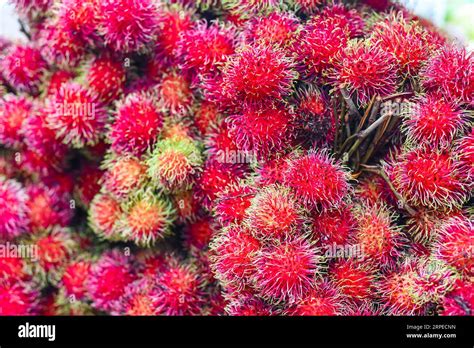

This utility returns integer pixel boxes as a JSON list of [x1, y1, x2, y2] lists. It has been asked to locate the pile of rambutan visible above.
[[0, 0, 472, 316]]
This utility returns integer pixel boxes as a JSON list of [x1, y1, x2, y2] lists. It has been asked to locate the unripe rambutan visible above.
[[1, 45, 47, 95], [244, 12, 299, 49], [87, 250, 136, 312], [283, 151, 350, 211], [60, 258, 92, 301], [26, 184, 73, 232], [89, 193, 123, 241], [434, 216, 473, 276], [102, 154, 147, 198], [109, 93, 164, 156], [421, 45, 473, 105], [330, 259, 376, 302], [177, 21, 236, 74], [312, 206, 357, 246], [46, 82, 107, 148], [158, 71, 193, 116], [244, 184, 305, 241], [183, 216, 216, 252], [84, 55, 127, 103], [119, 191, 175, 246], [147, 136, 202, 192], [441, 279, 474, 316], [353, 203, 403, 269], [210, 225, 261, 288], [390, 148, 470, 209], [228, 102, 295, 159], [0, 177, 29, 239], [285, 281, 346, 316], [153, 257, 206, 315], [0, 94, 32, 148], [221, 44, 297, 105], [253, 235, 321, 304], [97, 0, 159, 53], [0, 281, 38, 315], [225, 295, 273, 316], [215, 183, 256, 226], [402, 94, 464, 146], [331, 40, 398, 105]]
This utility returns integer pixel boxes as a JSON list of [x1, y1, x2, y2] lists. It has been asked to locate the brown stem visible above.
[[19, 20, 31, 40], [340, 88, 361, 118]]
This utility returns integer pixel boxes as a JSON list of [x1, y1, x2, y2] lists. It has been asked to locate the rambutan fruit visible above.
[[45, 70, 75, 97], [244, 12, 299, 49], [220, 44, 297, 105], [97, 0, 159, 53], [74, 164, 104, 207], [0, 256, 28, 283], [194, 100, 221, 136], [177, 21, 236, 74], [0, 281, 38, 315], [440, 279, 474, 316], [434, 216, 473, 276], [255, 153, 290, 185], [153, 257, 206, 315], [371, 12, 437, 75], [102, 154, 147, 198], [60, 258, 92, 301], [290, 0, 322, 15], [89, 193, 123, 241], [285, 281, 346, 316], [119, 191, 175, 246], [215, 182, 256, 226], [330, 259, 376, 302], [54, 0, 99, 45], [1, 44, 47, 95], [46, 82, 107, 148], [283, 151, 350, 211], [171, 189, 201, 223], [0, 177, 29, 239], [331, 40, 398, 105], [10, 0, 52, 16], [84, 55, 127, 103], [222, 0, 283, 17], [318, 4, 365, 38], [421, 44, 473, 105], [109, 93, 164, 157], [244, 184, 305, 241], [147, 136, 202, 192], [225, 295, 273, 316], [26, 184, 73, 232], [353, 203, 404, 269], [457, 129, 474, 180], [312, 206, 357, 246], [253, 235, 321, 304], [228, 102, 295, 159], [205, 120, 239, 160], [355, 173, 396, 207], [118, 277, 159, 316], [210, 225, 261, 288], [183, 216, 216, 252], [16, 147, 65, 178], [158, 71, 193, 116], [406, 208, 461, 244], [87, 249, 136, 313], [402, 94, 464, 146], [390, 147, 470, 209], [196, 159, 247, 209], [0, 94, 32, 148]]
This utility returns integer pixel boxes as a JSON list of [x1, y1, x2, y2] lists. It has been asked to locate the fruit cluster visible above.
[[0, 0, 472, 316]]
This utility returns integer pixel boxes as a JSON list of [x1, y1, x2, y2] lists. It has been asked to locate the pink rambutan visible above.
[[183, 216, 216, 251], [1, 45, 47, 95], [283, 151, 350, 211], [55, 0, 99, 45], [228, 102, 295, 159], [220, 44, 297, 105], [255, 153, 290, 185], [0, 177, 29, 239], [97, 0, 159, 53], [158, 71, 194, 116], [331, 40, 398, 105], [85, 55, 127, 103], [291, 0, 322, 14], [171, 190, 201, 223], [60, 258, 92, 300], [87, 250, 136, 312], [225, 295, 273, 316], [403, 94, 464, 146], [0, 281, 38, 315], [406, 208, 461, 244], [312, 206, 357, 246], [244, 184, 305, 241], [109, 92, 164, 156], [74, 164, 104, 207], [421, 44, 473, 105], [253, 235, 321, 304], [119, 191, 175, 246], [434, 216, 473, 276], [46, 82, 107, 148], [441, 279, 474, 316], [457, 129, 474, 179], [318, 4, 365, 38], [244, 12, 299, 49], [45, 70, 75, 96], [153, 257, 206, 315], [330, 259, 376, 302], [118, 277, 159, 315], [210, 225, 261, 288], [223, 0, 282, 17], [177, 21, 236, 74], [390, 147, 470, 209], [215, 183, 256, 226], [102, 154, 147, 198], [16, 147, 65, 178], [194, 100, 221, 136], [285, 281, 346, 316], [0, 256, 28, 283], [205, 120, 239, 159], [89, 193, 123, 241], [0, 94, 32, 148]]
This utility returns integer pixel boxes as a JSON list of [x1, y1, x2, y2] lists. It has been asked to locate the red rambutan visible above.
[[0, 281, 38, 315], [0, 94, 32, 148], [60, 258, 92, 301], [74, 164, 104, 207], [157, 71, 193, 116], [0, 177, 29, 239], [183, 216, 216, 251], [312, 206, 357, 246], [102, 154, 147, 198], [244, 12, 299, 49], [225, 295, 273, 316], [215, 182, 256, 226], [85, 55, 127, 103], [330, 259, 376, 302], [89, 193, 123, 241], [441, 279, 474, 316]]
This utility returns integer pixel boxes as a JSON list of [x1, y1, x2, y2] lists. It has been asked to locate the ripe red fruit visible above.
[[0, 95, 32, 148], [119, 277, 159, 315], [244, 12, 299, 49], [158, 71, 193, 116], [318, 4, 365, 38], [0, 177, 29, 239], [215, 183, 256, 226], [60, 259, 92, 300], [89, 193, 123, 241], [85, 55, 127, 103], [226, 295, 273, 316], [74, 164, 104, 207], [441, 279, 474, 316], [330, 259, 376, 302], [0, 281, 38, 315], [109, 93, 164, 156], [312, 206, 357, 246], [285, 282, 346, 315], [102, 155, 147, 198], [283, 151, 350, 211], [252, 235, 321, 304], [183, 216, 216, 251]]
